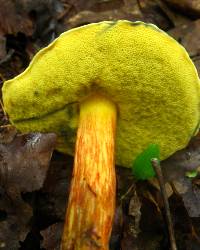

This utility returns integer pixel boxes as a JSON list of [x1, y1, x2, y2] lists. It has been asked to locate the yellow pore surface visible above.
[[2, 20, 200, 168]]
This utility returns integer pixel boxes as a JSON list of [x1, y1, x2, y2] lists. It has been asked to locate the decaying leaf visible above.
[[164, 0, 200, 17], [169, 19, 200, 56], [161, 134, 200, 182], [0, 130, 57, 193], [110, 205, 123, 249], [0, 36, 6, 61], [172, 178, 200, 218], [148, 178, 174, 199], [128, 190, 142, 237], [169, 19, 200, 74], [137, 0, 173, 29], [0, 214, 29, 249], [0, 0, 33, 36], [1, 1, 200, 249], [0, 125, 17, 143], [41, 223, 62, 250], [0, 128, 56, 249], [120, 184, 141, 250], [64, 0, 172, 31]]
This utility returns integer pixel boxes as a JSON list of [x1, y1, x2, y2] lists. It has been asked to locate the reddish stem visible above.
[[61, 94, 117, 250]]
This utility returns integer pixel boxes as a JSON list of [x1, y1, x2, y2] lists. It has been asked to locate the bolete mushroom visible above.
[[2, 20, 200, 249]]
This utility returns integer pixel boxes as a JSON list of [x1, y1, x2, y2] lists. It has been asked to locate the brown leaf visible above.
[[128, 190, 141, 237], [0, 36, 6, 61], [0, 180, 32, 250], [110, 205, 123, 249], [64, 0, 174, 37], [64, 0, 141, 29], [0, 125, 17, 144], [137, 0, 173, 29], [41, 223, 63, 250], [66, 0, 122, 12], [0, 214, 29, 250], [175, 179, 200, 217], [169, 19, 200, 57], [42, 153, 73, 219], [0, 0, 34, 36], [166, 176, 200, 217], [164, 0, 200, 18], [161, 134, 200, 182], [0, 129, 56, 249], [120, 185, 141, 250], [0, 130, 57, 193], [121, 214, 138, 250], [149, 179, 173, 198]]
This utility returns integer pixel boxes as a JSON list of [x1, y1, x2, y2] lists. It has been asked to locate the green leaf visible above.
[[132, 144, 160, 180], [185, 170, 198, 178]]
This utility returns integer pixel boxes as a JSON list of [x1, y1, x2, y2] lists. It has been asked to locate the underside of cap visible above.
[[2, 20, 200, 168]]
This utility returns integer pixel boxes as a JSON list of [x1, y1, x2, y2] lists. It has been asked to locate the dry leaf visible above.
[[174, 179, 200, 217], [41, 223, 62, 250], [0, 0, 33, 36], [162, 135, 200, 182], [110, 205, 123, 249], [0, 132, 57, 193], [169, 19, 200, 57], [164, 0, 200, 17], [0, 214, 29, 250], [0, 129, 56, 249], [0, 36, 6, 61]]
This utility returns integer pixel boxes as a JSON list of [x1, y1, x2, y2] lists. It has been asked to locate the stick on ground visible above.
[[151, 158, 177, 250]]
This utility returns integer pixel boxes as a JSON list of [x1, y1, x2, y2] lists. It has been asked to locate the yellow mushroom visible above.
[[2, 20, 200, 249]]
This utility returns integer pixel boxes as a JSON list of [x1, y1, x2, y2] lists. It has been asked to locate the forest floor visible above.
[[1, 1, 200, 249]]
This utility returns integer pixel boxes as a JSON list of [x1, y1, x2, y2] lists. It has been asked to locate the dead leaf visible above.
[[42, 153, 73, 220], [180, 181, 200, 217], [161, 134, 200, 182], [137, 0, 173, 29], [0, 0, 33, 36], [164, 0, 200, 18], [142, 188, 161, 213], [66, 0, 122, 12], [110, 205, 123, 249], [149, 178, 173, 198], [0, 131, 57, 193], [120, 185, 140, 250], [65, 9, 130, 28], [0, 125, 17, 144], [121, 214, 139, 250], [0, 214, 29, 250], [172, 177, 191, 195], [0, 129, 56, 249], [169, 19, 200, 57], [171, 177, 200, 217], [41, 223, 62, 250], [128, 190, 141, 237], [0, 36, 6, 61], [0, 182, 32, 250]]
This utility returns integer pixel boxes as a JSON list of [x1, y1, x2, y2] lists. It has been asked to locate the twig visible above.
[[151, 158, 177, 250], [0, 49, 14, 65], [120, 183, 135, 201]]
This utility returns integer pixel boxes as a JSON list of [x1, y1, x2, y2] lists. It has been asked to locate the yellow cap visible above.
[[2, 20, 200, 167]]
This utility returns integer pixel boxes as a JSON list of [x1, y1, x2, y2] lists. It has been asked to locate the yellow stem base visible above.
[[61, 94, 117, 250]]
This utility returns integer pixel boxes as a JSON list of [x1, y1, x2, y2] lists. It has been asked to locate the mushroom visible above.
[[2, 20, 200, 249]]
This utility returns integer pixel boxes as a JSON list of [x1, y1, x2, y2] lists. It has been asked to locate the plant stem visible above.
[[151, 158, 177, 250], [61, 94, 117, 250]]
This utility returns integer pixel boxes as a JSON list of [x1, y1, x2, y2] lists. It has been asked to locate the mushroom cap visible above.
[[2, 20, 200, 168]]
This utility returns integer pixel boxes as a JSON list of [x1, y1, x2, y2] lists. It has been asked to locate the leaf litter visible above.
[[1, 0, 200, 249]]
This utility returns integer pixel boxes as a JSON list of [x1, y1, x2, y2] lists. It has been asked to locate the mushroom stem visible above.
[[61, 94, 117, 250]]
